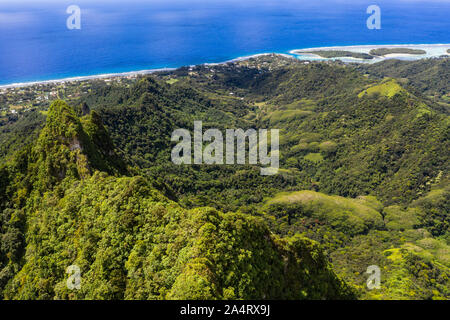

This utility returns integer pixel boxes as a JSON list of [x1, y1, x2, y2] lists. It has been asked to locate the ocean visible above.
[[0, 0, 449, 85]]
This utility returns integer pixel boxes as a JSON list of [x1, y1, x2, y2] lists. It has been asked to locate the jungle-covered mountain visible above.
[[0, 55, 448, 299]]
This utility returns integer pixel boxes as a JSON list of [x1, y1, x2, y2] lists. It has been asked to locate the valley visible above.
[[0, 55, 448, 300]]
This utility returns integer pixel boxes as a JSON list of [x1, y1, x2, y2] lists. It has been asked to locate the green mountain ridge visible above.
[[0, 100, 354, 299], [0, 56, 448, 299]]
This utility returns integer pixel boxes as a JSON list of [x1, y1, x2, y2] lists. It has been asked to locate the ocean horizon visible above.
[[1, 0, 449, 86]]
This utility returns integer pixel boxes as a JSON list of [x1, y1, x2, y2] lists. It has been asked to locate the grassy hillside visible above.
[[0, 101, 354, 300], [357, 79, 406, 98], [357, 58, 450, 104], [262, 189, 449, 299], [0, 55, 448, 300]]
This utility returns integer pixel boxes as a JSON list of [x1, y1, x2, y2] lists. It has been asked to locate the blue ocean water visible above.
[[0, 0, 449, 85]]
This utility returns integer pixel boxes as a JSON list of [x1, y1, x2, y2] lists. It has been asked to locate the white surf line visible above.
[[1, 45, 448, 89], [289, 44, 450, 64], [0, 68, 176, 90], [0, 54, 297, 89], [290, 43, 450, 53]]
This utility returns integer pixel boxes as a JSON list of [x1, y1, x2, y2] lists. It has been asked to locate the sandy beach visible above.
[[290, 43, 450, 63], [0, 68, 176, 90], [0, 54, 293, 90], [1, 44, 448, 90]]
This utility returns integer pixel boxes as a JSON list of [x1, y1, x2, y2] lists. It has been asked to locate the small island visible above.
[[369, 48, 426, 56], [301, 50, 374, 60]]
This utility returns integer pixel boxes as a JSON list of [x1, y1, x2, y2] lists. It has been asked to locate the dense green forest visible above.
[[301, 51, 374, 59], [0, 55, 448, 299], [369, 48, 427, 56]]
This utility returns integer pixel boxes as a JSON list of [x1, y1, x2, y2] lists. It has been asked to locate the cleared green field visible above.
[[264, 109, 313, 124], [267, 190, 384, 235], [358, 79, 405, 98], [166, 78, 179, 84], [304, 152, 323, 163]]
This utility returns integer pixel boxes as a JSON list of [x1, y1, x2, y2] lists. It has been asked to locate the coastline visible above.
[[290, 43, 450, 63], [0, 54, 285, 90], [290, 43, 450, 52], [1, 44, 449, 90], [0, 68, 176, 90]]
